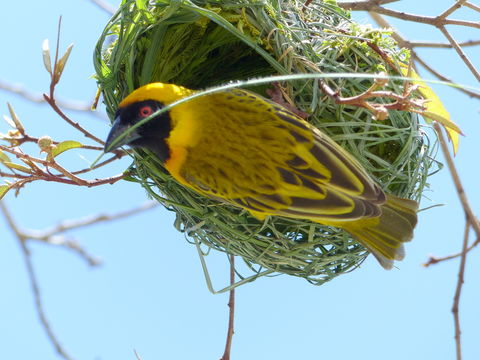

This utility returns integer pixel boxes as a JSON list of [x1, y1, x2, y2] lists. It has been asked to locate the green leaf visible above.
[[0, 185, 10, 200], [51, 140, 83, 158], [7, 103, 24, 133], [55, 43, 74, 82], [0, 149, 10, 163], [136, 0, 147, 10], [3, 162, 32, 173]]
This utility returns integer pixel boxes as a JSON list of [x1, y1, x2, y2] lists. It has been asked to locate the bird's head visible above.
[[104, 83, 192, 161]]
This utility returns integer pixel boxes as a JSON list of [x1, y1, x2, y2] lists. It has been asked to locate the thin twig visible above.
[[0, 145, 125, 187], [39, 237, 101, 266], [437, 0, 469, 20], [27, 201, 158, 241], [22, 201, 157, 265], [44, 94, 105, 145], [437, 25, 480, 82], [433, 122, 480, 238], [413, 54, 480, 99], [452, 220, 470, 360], [318, 76, 424, 120], [339, 1, 480, 28], [1, 198, 158, 358], [367, 12, 480, 99], [423, 232, 479, 267], [343, 0, 480, 91], [42, 18, 106, 145], [41, 172, 124, 187], [3, 133, 104, 151], [406, 39, 480, 49], [0, 202, 75, 360], [0, 171, 31, 179], [0, 79, 105, 117], [133, 349, 143, 360], [464, 2, 480, 12], [220, 255, 235, 360]]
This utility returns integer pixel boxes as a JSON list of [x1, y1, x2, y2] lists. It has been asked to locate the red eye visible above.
[[139, 105, 153, 117]]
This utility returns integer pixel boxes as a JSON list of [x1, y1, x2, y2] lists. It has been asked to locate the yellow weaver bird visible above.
[[104, 82, 418, 269]]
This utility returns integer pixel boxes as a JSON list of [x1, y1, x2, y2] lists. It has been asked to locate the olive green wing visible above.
[[229, 126, 386, 222], [269, 100, 385, 199], [179, 89, 385, 221]]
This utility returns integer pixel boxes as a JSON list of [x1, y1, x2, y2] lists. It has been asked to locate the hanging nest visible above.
[[94, 0, 438, 286]]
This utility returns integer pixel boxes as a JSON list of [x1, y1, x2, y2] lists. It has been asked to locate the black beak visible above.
[[104, 116, 140, 153]]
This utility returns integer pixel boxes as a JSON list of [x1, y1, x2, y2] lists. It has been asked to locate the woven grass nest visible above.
[[95, 0, 437, 287]]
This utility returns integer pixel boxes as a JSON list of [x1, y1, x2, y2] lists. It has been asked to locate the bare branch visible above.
[[340, 1, 480, 28], [1, 201, 99, 265], [452, 220, 470, 360], [1, 79, 57, 103], [44, 94, 105, 145], [21, 201, 157, 265], [412, 55, 480, 99], [407, 39, 480, 49], [39, 18, 106, 145], [423, 232, 480, 267], [438, 0, 469, 20], [464, 2, 480, 12], [0, 202, 76, 360], [0, 79, 105, 118], [0, 197, 158, 357], [133, 349, 143, 360], [437, 25, 480, 81], [2, 132, 104, 151], [220, 255, 235, 360], [433, 122, 480, 238], [27, 201, 158, 240], [318, 74, 425, 121], [0, 145, 125, 188], [367, 12, 480, 99]]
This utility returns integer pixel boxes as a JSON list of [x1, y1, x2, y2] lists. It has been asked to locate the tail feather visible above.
[[343, 194, 418, 269]]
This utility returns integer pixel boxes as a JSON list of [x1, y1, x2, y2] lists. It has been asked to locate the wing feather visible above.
[[177, 89, 385, 222], [271, 100, 385, 203]]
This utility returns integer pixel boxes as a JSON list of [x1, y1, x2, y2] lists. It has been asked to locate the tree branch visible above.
[[0, 79, 105, 118], [433, 122, 480, 238], [452, 220, 470, 360], [437, 25, 480, 81], [220, 255, 236, 360], [464, 2, 480, 12], [340, 1, 480, 28], [366, 11, 480, 99], [44, 94, 105, 145], [0, 201, 76, 360], [437, 0, 469, 20]]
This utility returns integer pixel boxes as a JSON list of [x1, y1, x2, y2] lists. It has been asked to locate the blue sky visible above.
[[1, 1, 479, 359]]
